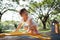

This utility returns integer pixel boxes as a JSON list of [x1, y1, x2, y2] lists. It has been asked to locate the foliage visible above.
[[12, 0, 19, 5], [0, 21, 19, 33], [0, 0, 18, 22], [0, 0, 60, 32], [27, 0, 60, 29], [0, 23, 3, 33]]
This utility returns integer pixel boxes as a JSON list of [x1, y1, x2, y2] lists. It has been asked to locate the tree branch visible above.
[[2, 9, 8, 15], [47, 0, 55, 15], [2, 9, 18, 15], [1, 7, 6, 12]]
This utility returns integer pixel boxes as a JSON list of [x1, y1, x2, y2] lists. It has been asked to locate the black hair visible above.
[[19, 8, 27, 16]]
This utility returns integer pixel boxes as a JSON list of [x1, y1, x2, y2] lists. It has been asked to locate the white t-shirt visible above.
[[20, 15, 38, 28]]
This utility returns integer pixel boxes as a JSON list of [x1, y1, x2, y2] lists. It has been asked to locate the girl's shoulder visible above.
[[28, 15, 33, 20], [19, 17, 24, 23]]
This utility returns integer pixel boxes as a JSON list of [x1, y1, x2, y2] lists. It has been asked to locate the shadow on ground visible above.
[[0, 35, 40, 40]]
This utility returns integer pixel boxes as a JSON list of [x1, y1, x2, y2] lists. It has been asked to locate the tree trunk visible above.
[[0, 15, 2, 33], [39, 14, 49, 29], [0, 14, 2, 22], [14, 23, 17, 28], [42, 22, 46, 29], [0, 12, 2, 22], [0, 15, 1, 22]]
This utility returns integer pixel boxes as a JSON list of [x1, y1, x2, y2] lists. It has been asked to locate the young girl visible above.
[[15, 8, 39, 34]]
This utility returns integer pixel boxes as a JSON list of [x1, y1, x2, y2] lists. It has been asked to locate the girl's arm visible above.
[[15, 23, 22, 32], [29, 19, 32, 26]]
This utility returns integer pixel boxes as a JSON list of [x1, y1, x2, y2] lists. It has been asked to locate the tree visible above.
[[0, 0, 18, 32], [12, 0, 20, 5], [0, 0, 18, 22], [28, 0, 60, 29]]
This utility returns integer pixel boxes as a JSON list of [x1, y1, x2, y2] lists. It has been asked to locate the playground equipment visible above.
[[0, 32, 51, 40]]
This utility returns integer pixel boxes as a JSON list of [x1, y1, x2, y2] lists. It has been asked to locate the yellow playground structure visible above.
[[0, 32, 51, 40]]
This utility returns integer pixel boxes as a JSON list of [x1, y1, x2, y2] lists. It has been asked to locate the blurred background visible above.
[[0, 0, 60, 36]]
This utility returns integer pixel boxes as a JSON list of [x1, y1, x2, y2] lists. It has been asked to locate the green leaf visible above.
[[50, 10, 60, 15], [16, 0, 19, 5], [12, 0, 19, 5], [22, 0, 25, 1], [28, 7, 36, 13]]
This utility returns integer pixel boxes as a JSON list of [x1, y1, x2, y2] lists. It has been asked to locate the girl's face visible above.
[[21, 11, 28, 21]]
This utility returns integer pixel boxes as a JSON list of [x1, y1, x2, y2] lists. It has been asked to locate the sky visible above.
[[1, 0, 43, 22]]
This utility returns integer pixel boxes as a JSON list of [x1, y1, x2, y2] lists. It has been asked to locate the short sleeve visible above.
[[29, 15, 38, 27], [19, 17, 24, 24], [28, 15, 33, 20]]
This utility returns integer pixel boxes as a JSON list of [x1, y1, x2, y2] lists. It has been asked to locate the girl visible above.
[[15, 8, 39, 34]]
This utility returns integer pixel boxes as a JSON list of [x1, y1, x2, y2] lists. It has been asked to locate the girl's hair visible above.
[[19, 8, 27, 16]]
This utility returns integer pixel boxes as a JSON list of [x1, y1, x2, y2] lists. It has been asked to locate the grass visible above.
[[2, 30, 14, 33], [39, 29, 51, 32], [37, 27, 51, 37]]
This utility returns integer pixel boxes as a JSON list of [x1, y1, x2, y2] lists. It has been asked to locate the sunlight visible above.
[[1, 11, 21, 22], [1, 0, 43, 22]]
